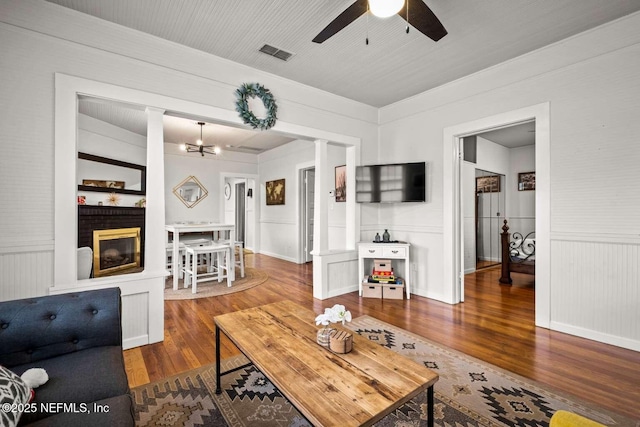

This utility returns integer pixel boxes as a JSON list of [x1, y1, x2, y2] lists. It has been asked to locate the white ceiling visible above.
[[67, 1, 640, 151], [47, 0, 640, 107], [78, 96, 297, 154], [477, 121, 535, 148]]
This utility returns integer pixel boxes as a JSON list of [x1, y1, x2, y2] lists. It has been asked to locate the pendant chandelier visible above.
[[180, 122, 221, 156]]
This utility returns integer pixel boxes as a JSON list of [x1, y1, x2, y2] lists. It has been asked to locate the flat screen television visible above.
[[356, 162, 426, 203]]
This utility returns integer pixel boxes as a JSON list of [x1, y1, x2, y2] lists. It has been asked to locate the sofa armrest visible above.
[[0, 288, 123, 367]]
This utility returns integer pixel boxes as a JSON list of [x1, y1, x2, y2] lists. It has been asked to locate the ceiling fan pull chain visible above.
[[406, 0, 410, 33], [366, 3, 370, 45]]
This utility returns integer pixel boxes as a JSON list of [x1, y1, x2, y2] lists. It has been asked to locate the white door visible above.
[[235, 182, 246, 243]]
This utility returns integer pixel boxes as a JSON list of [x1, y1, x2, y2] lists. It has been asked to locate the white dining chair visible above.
[[77, 246, 93, 279]]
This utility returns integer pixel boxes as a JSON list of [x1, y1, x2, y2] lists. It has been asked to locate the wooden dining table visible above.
[[214, 300, 439, 427], [165, 222, 235, 290]]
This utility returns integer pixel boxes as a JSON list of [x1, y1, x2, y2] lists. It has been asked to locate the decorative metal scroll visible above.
[[509, 232, 535, 263]]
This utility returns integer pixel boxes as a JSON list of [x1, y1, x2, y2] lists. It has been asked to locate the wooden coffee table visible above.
[[214, 300, 439, 427]]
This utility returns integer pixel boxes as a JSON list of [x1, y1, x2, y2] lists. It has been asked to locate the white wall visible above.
[[164, 145, 258, 225], [378, 13, 640, 350], [258, 140, 349, 263], [507, 145, 536, 235], [258, 140, 314, 262]]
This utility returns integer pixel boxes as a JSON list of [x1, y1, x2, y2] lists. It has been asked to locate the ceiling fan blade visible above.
[[312, 0, 369, 44], [400, 0, 447, 42]]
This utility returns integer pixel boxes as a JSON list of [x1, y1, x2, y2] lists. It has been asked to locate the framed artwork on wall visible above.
[[476, 175, 500, 193], [335, 165, 346, 202], [266, 178, 285, 205], [518, 172, 536, 191]]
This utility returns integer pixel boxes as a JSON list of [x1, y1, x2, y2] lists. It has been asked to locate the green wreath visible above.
[[235, 83, 278, 130]]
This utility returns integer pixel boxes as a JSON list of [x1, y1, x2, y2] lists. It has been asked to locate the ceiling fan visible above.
[[312, 0, 447, 44]]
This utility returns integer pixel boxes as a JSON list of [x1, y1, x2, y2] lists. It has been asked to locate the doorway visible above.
[[220, 173, 257, 252], [443, 102, 550, 327], [301, 167, 315, 263], [235, 182, 246, 244]]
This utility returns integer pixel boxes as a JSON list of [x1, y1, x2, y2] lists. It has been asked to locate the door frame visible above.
[[220, 172, 258, 252], [235, 181, 246, 243], [297, 161, 316, 264], [443, 103, 550, 328]]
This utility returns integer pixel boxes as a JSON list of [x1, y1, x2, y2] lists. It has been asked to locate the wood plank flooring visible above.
[[124, 253, 640, 420]]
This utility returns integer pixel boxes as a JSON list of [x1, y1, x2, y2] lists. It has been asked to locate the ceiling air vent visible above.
[[259, 44, 294, 62]]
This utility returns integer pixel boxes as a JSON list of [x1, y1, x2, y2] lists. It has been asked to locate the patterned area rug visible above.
[[164, 267, 268, 300], [132, 316, 636, 427]]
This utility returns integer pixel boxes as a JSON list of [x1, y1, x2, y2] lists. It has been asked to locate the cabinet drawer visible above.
[[383, 247, 406, 257], [359, 246, 382, 257]]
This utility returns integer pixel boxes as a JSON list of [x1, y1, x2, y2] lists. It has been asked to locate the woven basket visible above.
[[329, 330, 353, 354]]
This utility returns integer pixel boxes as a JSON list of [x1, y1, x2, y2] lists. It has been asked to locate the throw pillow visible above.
[[0, 365, 31, 427]]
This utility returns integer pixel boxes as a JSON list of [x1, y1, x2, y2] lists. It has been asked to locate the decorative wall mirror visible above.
[[173, 175, 208, 208]]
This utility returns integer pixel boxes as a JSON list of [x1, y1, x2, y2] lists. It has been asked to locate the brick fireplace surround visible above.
[[78, 205, 146, 268]]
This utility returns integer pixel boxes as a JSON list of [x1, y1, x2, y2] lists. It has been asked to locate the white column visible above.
[[313, 139, 329, 255], [145, 106, 166, 344], [313, 139, 329, 299], [345, 145, 359, 250], [53, 76, 78, 286]]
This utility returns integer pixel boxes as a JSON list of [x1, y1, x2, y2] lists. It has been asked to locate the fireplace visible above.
[[93, 227, 141, 277], [78, 205, 145, 278]]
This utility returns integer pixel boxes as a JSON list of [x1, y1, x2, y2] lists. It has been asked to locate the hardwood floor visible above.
[[124, 253, 640, 420]]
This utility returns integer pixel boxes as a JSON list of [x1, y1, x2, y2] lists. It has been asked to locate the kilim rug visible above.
[[164, 267, 268, 300], [131, 316, 637, 427]]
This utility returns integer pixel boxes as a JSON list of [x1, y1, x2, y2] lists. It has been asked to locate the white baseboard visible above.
[[257, 250, 297, 263], [326, 284, 359, 299], [123, 334, 149, 350], [410, 287, 455, 304], [550, 321, 640, 352]]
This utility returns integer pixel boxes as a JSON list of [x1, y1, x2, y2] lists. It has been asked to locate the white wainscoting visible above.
[[0, 247, 54, 302], [49, 274, 165, 350], [313, 250, 359, 299], [550, 236, 640, 351], [121, 291, 150, 349]]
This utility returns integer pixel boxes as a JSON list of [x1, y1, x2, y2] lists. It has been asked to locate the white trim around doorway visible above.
[[443, 102, 550, 328]]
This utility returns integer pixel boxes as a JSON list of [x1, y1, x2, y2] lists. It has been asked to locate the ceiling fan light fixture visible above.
[[369, 0, 404, 18]]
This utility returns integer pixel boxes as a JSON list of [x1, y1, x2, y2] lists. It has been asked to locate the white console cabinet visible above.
[[358, 242, 411, 299]]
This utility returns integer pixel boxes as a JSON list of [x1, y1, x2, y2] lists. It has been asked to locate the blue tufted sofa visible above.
[[0, 288, 135, 426]]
